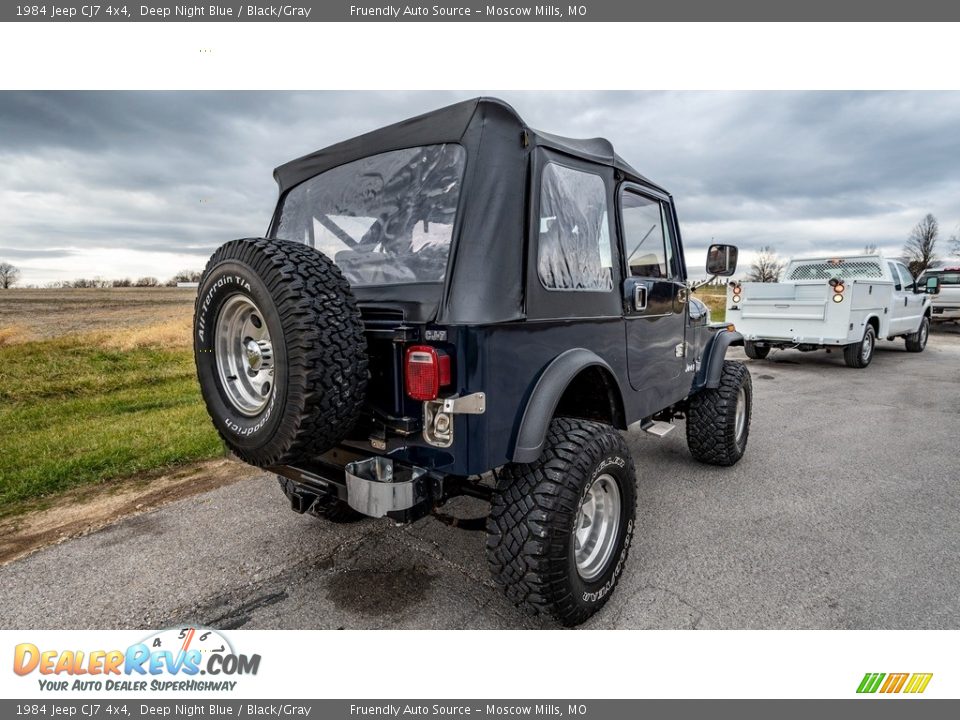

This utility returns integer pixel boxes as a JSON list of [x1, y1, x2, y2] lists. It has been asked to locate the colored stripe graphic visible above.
[[903, 673, 933, 694], [880, 673, 909, 693], [857, 673, 885, 693], [857, 672, 933, 694]]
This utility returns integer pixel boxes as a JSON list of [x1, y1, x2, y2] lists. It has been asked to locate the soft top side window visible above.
[[620, 190, 672, 279], [537, 162, 614, 292]]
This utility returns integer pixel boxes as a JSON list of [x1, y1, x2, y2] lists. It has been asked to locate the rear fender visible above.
[[510, 349, 623, 464]]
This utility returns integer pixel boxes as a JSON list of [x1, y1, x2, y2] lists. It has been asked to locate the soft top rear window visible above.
[[272, 144, 466, 286]]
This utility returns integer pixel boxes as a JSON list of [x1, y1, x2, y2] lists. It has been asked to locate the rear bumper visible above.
[[742, 334, 850, 347], [931, 306, 960, 320], [271, 449, 442, 523]]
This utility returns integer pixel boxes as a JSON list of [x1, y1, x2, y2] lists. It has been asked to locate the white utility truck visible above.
[[727, 255, 933, 368], [916, 264, 960, 322]]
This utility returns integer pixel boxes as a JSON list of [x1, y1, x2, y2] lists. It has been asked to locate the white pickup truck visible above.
[[917, 264, 960, 322], [727, 255, 933, 368]]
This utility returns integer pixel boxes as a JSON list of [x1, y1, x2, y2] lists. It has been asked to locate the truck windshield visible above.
[[272, 144, 466, 286], [787, 260, 884, 280]]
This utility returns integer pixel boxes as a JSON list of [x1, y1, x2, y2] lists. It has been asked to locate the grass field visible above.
[[694, 283, 727, 322], [0, 289, 222, 517]]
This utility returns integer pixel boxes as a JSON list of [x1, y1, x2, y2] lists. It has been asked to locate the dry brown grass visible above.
[[0, 324, 30, 347], [102, 316, 192, 350]]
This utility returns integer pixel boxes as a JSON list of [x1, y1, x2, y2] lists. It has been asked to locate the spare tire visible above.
[[193, 238, 368, 466]]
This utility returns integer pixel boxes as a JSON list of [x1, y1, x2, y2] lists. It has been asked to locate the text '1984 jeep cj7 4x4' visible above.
[[194, 98, 751, 626]]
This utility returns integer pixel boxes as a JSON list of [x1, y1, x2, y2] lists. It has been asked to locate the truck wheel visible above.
[[686, 360, 751, 467], [486, 418, 637, 627], [744, 342, 770, 360], [843, 324, 875, 368], [905, 317, 930, 353], [194, 238, 368, 467]]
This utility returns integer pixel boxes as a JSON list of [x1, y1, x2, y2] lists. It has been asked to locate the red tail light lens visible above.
[[405, 345, 452, 401]]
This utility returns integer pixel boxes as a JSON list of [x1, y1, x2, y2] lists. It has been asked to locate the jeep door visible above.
[[618, 186, 689, 411]]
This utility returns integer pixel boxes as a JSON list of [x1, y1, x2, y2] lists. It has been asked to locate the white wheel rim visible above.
[[215, 294, 275, 416], [574, 473, 622, 581], [861, 332, 873, 363]]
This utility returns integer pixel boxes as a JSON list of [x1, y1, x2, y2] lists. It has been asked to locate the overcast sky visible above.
[[2, 91, 960, 285]]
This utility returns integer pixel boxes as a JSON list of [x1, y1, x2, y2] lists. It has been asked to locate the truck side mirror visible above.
[[706, 244, 738, 277], [925, 276, 941, 294]]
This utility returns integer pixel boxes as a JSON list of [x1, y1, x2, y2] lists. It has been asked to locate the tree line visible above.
[[0, 267, 203, 289]]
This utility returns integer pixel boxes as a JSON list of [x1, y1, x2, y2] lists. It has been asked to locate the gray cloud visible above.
[[1, 91, 959, 284]]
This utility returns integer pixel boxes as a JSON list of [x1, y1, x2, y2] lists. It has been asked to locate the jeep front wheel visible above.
[[486, 418, 637, 627], [686, 360, 752, 466], [194, 238, 368, 467]]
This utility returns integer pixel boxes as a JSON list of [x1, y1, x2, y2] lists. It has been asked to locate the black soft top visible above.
[[272, 98, 669, 324]]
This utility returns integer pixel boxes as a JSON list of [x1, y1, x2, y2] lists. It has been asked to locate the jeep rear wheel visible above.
[[194, 238, 368, 467], [486, 418, 637, 627], [744, 342, 770, 360], [686, 360, 752, 467], [844, 324, 875, 368]]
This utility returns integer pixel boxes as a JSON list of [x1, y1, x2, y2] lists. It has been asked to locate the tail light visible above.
[[731, 282, 742, 304], [830, 277, 845, 302], [405, 345, 452, 401]]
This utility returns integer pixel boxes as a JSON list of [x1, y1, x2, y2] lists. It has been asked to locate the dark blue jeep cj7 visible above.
[[194, 98, 750, 626]]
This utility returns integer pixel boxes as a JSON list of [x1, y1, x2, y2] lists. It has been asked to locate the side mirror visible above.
[[706, 244, 738, 277], [925, 276, 941, 294]]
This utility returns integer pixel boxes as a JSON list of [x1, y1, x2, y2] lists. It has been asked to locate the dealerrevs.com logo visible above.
[[857, 673, 933, 695], [13, 627, 261, 692]]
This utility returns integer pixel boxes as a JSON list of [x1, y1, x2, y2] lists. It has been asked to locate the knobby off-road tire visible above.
[[744, 342, 770, 360], [905, 316, 930, 353], [486, 418, 637, 627], [194, 238, 368, 467], [843, 324, 876, 368], [686, 360, 752, 467]]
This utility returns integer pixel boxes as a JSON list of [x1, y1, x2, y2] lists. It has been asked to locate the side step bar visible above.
[[638, 419, 676, 438]]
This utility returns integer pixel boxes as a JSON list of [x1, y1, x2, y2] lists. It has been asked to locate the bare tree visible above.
[[949, 227, 960, 259], [112, 278, 133, 288], [0, 261, 20, 289], [863, 243, 878, 255], [166, 270, 202, 287], [903, 213, 939, 277], [134, 276, 159, 287], [745, 246, 786, 283]]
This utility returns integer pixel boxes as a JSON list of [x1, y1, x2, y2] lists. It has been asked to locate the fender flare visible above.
[[510, 349, 623, 464], [693, 329, 744, 391]]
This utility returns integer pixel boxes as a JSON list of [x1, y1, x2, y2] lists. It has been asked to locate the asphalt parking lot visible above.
[[1, 327, 958, 630]]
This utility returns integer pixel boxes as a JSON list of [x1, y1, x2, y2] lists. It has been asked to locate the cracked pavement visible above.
[[1, 328, 958, 629]]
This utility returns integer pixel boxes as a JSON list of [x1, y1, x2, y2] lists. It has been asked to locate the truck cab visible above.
[[917, 265, 960, 322]]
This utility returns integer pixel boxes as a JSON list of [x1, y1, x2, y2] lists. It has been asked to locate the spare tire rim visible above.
[[574, 473, 622, 581], [734, 386, 747, 443], [215, 294, 275, 416], [861, 331, 873, 363]]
